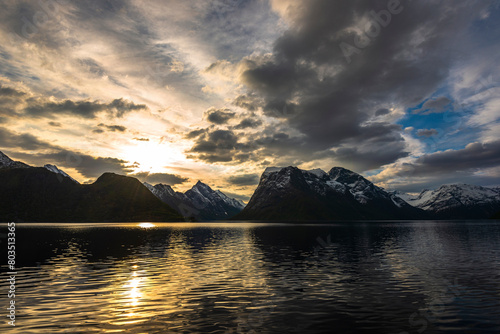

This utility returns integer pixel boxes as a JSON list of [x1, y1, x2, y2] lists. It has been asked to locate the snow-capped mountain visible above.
[[393, 184, 500, 219], [0, 151, 30, 169], [329, 167, 410, 208], [44, 164, 79, 183], [235, 166, 427, 220], [145, 180, 245, 221]]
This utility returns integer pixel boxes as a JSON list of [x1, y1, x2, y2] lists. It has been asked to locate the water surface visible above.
[[1, 221, 500, 333]]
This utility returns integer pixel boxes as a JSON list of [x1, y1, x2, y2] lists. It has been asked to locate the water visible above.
[[1, 221, 500, 334]]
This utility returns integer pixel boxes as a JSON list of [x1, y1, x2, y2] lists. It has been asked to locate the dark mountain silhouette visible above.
[[0, 152, 182, 222]]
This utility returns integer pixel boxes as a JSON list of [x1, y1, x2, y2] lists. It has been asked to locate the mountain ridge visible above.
[[235, 166, 428, 221], [1, 150, 499, 221], [393, 184, 500, 219], [0, 152, 182, 222], [144, 180, 245, 221]]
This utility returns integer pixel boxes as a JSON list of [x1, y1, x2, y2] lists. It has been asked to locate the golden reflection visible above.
[[138, 222, 155, 228], [125, 272, 143, 307], [101, 228, 275, 328]]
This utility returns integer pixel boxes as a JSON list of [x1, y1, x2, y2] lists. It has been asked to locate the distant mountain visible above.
[[145, 180, 245, 221], [393, 184, 500, 219], [0, 151, 182, 222], [44, 164, 79, 183], [235, 166, 427, 221], [0, 151, 30, 169]]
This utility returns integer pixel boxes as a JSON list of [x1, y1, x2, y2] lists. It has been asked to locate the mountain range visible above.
[[392, 184, 500, 219], [1, 151, 499, 222], [144, 181, 245, 221], [235, 166, 500, 221], [0, 151, 242, 222]]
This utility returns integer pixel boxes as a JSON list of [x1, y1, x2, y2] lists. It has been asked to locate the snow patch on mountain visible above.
[[394, 184, 500, 213], [44, 164, 79, 183], [0, 151, 31, 169], [306, 168, 327, 178]]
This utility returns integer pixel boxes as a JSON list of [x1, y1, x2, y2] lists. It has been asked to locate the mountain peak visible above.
[[195, 180, 208, 186], [193, 180, 213, 193], [44, 164, 79, 183], [0, 151, 31, 169]]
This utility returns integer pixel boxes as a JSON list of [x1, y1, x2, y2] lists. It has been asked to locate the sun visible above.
[[121, 140, 183, 173]]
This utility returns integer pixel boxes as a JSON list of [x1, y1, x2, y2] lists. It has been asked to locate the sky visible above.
[[0, 0, 499, 200]]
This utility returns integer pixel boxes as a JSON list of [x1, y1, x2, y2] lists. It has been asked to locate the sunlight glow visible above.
[[122, 141, 183, 173], [138, 223, 155, 228]]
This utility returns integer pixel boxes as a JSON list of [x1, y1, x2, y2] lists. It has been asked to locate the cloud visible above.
[[224, 0, 493, 171], [233, 117, 263, 129], [24, 98, 147, 119], [0, 126, 54, 151], [94, 123, 127, 132], [40, 151, 134, 178], [0, 83, 149, 120], [0, 126, 133, 178], [204, 107, 236, 124], [227, 173, 260, 186], [187, 129, 243, 163], [232, 94, 261, 111], [416, 128, 438, 137], [412, 96, 452, 115], [411, 141, 500, 175], [371, 140, 500, 191], [0, 84, 26, 97], [130, 172, 189, 185], [48, 121, 62, 127], [375, 108, 390, 116]]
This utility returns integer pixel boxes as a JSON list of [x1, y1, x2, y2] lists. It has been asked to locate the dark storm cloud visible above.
[[417, 128, 438, 137], [204, 107, 236, 124], [188, 129, 242, 163], [232, 0, 493, 170], [226, 173, 259, 186], [0, 126, 133, 178], [130, 172, 189, 186], [413, 96, 452, 115], [410, 141, 500, 176], [187, 127, 269, 163]]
